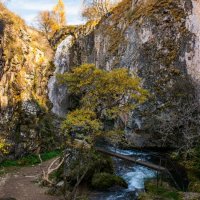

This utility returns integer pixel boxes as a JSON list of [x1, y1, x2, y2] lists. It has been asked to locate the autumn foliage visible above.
[[82, 0, 119, 21], [37, 0, 66, 41], [0, 138, 9, 155], [58, 64, 148, 144], [52, 0, 66, 31]]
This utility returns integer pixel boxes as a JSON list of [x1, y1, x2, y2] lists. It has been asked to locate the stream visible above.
[[90, 147, 156, 200]]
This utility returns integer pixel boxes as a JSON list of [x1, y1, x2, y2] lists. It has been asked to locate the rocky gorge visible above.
[[1, 0, 200, 156], [0, 0, 200, 199]]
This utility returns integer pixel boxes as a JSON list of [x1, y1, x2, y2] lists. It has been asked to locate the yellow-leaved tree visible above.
[[36, 0, 66, 43], [58, 64, 149, 146], [37, 11, 54, 42], [52, 0, 66, 32], [57, 64, 148, 199]]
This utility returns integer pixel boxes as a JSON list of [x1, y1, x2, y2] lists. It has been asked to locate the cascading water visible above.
[[90, 148, 156, 200], [48, 35, 74, 117]]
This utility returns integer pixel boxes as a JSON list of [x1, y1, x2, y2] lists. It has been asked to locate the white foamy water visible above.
[[124, 166, 156, 190], [90, 148, 156, 200], [109, 147, 147, 156], [48, 35, 74, 117]]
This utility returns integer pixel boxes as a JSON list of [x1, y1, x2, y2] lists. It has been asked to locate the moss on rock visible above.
[[139, 180, 182, 200], [91, 172, 128, 190]]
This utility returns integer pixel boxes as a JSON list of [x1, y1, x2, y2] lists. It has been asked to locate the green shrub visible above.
[[91, 172, 128, 190], [64, 151, 114, 187], [141, 180, 182, 200], [188, 181, 200, 193], [86, 152, 114, 181]]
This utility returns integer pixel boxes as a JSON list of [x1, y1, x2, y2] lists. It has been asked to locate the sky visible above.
[[7, 0, 84, 26]]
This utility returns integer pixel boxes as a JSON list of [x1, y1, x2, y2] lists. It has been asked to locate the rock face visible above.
[[0, 4, 54, 157], [49, 0, 200, 147], [186, 0, 200, 94]]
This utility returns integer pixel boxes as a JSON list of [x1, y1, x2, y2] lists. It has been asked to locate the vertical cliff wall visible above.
[[186, 0, 200, 90], [0, 4, 54, 157], [49, 0, 200, 147]]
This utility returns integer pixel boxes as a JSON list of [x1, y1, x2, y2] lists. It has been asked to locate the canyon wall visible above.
[[0, 4, 54, 157], [49, 0, 200, 147]]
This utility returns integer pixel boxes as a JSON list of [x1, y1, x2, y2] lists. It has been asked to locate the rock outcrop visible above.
[[0, 4, 54, 157], [49, 0, 200, 147]]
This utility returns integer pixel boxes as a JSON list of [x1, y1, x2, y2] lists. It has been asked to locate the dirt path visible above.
[[0, 159, 63, 200]]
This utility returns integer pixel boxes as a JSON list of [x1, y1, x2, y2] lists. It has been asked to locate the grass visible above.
[[139, 180, 182, 200], [0, 150, 62, 168]]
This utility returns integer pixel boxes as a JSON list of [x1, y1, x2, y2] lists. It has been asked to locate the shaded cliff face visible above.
[[0, 4, 54, 157], [49, 0, 200, 147]]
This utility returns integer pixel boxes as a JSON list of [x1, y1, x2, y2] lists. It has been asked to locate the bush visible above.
[[139, 180, 182, 200], [86, 153, 114, 180], [91, 172, 128, 190], [64, 151, 114, 186]]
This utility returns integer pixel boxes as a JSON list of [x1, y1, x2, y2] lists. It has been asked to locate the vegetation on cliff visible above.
[[58, 63, 148, 145], [1, 0, 200, 199], [0, 2, 55, 157], [50, 63, 148, 199]]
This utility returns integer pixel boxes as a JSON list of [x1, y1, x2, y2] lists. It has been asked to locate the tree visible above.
[[37, 11, 54, 42], [149, 77, 200, 159], [52, 0, 66, 32], [58, 64, 148, 145], [58, 64, 148, 199], [36, 0, 66, 42], [154, 97, 200, 159], [82, 0, 118, 21]]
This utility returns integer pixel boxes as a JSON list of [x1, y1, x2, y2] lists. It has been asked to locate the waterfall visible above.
[[48, 35, 74, 117]]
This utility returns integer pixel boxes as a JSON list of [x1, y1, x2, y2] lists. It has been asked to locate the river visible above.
[[90, 147, 156, 200]]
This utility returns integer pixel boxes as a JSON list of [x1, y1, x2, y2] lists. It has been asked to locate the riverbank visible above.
[[138, 180, 200, 200]]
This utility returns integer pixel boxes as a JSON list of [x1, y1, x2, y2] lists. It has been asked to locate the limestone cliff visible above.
[[0, 4, 54, 157], [49, 0, 200, 147]]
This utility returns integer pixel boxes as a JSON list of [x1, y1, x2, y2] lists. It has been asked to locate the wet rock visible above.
[[56, 181, 64, 187]]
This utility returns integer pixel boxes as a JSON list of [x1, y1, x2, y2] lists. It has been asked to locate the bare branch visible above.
[[42, 154, 69, 185]]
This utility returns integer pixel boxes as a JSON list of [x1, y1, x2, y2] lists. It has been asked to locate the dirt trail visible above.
[[0, 159, 63, 200]]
